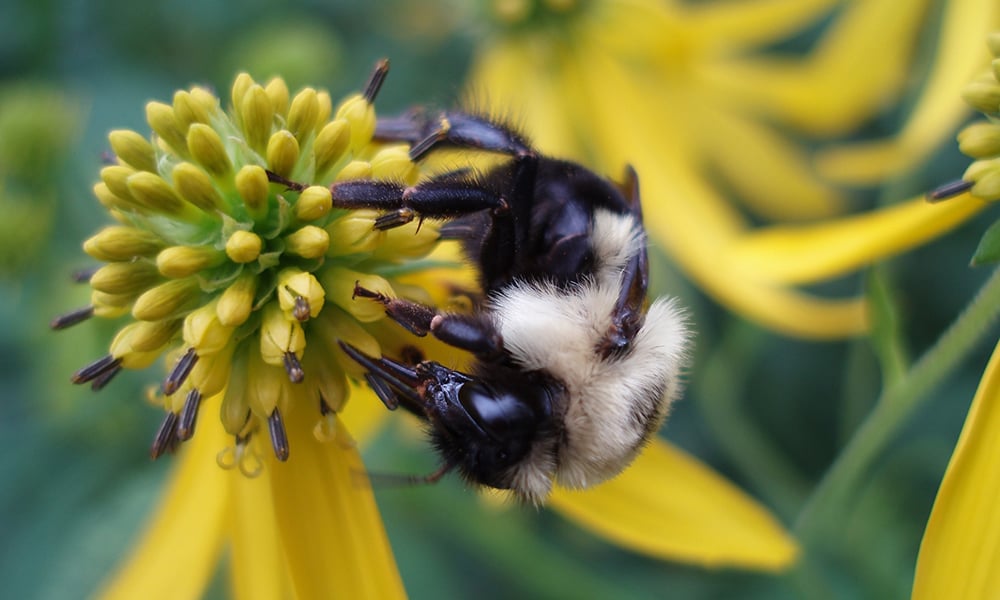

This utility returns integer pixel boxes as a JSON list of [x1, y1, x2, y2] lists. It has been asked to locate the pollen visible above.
[[54, 65, 450, 472]]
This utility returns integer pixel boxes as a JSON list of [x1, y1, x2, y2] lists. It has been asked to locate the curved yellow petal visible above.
[[268, 404, 405, 600], [684, 0, 839, 51], [817, 0, 1000, 184], [913, 338, 1000, 599], [340, 383, 390, 444], [99, 400, 230, 600], [726, 192, 988, 285], [704, 110, 846, 220], [705, 0, 933, 135], [550, 439, 799, 570]]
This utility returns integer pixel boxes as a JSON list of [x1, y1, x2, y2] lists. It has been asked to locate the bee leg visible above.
[[353, 284, 504, 360], [376, 110, 534, 161], [600, 166, 648, 358], [330, 178, 506, 230]]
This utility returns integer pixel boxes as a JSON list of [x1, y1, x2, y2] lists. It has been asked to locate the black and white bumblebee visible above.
[[286, 62, 691, 503]]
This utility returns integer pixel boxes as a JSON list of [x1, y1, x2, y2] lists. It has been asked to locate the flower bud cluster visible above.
[[59, 69, 445, 470]]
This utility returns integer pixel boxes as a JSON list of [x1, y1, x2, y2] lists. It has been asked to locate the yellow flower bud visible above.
[[101, 165, 138, 205], [246, 350, 284, 419], [110, 324, 164, 369], [313, 118, 351, 176], [323, 267, 392, 322], [190, 86, 221, 117], [173, 90, 211, 128], [294, 185, 332, 221], [129, 318, 182, 352], [288, 87, 319, 139], [92, 182, 134, 213], [217, 272, 257, 327], [231, 73, 255, 115], [132, 278, 202, 321], [265, 77, 290, 117], [90, 261, 162, 295], [172, 162, 225, 213], [371, 145, 419, 183], [235, 165, 269, 215], [972, 170, 1000, 201], [335, 93, 375, 150], [157, 245, 225, 278], [334, 160, 372, 181], [959, 122, 1000, 159], [145, 101, 188, 156], [84, 225, 164, 261], [284, 225, 330, 258], [127, 171, 196, 217], [91, 290, 132, 318], [372, 220, 441, 260], [183, 300, 235, 355], [962, 77, 1000, 116], [109, 129, 157, 172], [187, 123, 232, 177], [260, 303, 305, 366], [326, 210, 382, 255], [277, 268, 325, 320], [239, 84, 275, 153], [225, 230, 263, 263], [266, 130, 300, 177], [188, 343, 235, 398], [220, 349, 251, 435], [314, 90, 332, 130], [311, 307, 381, 378]]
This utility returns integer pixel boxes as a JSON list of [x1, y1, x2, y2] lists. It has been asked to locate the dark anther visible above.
[[51, 305, 95, 330], [90, 362, 123, 391], [268, 408, 290, 461], [150, 411, 179, 459], [265, 169, 306, 192], [176, 389, 203, 441], [162, 347, 198, 395], [292, 294, 311, 322], [363, 59, 390, 104], [928, 179, 974, 202], [72, 354, 122, 384], [283, 351, 305, 383], [72, 267, 98, 283]]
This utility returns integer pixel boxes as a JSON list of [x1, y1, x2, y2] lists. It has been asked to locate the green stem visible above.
[[795, 265, 1000, 539]]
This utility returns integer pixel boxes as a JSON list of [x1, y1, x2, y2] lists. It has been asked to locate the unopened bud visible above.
[[84, 225, 164, 261], [240, 85, 275, 153], [172, 162, 226, 213], [313, 118, 351, 176], [335, 94, 375, 150], [265, 77, 290, 117], [109, 130, 157, 172], [183, 300, 235, 355], [266, 130, 299, 177], [284, 225, 329, 258], [371, 145, 418, 183], [90, 261, 162, 295], [295, 185, 333, 221], [187, 123, 232, 177], [132, 278, 202, 321], [288, 87, 320, 139], [157, 245, 225, 278], [235, 165, 270, 216], [217, 272, 258, 327], [323, 267, 393, 322], [225, 230, 263, 263], [334, 160, 372, 182], [145, 101, 188, 156]]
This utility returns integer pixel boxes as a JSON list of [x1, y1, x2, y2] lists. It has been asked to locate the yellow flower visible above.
[[53, 65, 444, 598], [468, 0, 993, 340]]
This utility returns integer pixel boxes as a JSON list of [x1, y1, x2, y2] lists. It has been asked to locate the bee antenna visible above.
[[361, 462, 454, 489]]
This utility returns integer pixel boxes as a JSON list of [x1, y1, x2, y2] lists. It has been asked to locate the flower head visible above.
[[55, 62, 441, 467]]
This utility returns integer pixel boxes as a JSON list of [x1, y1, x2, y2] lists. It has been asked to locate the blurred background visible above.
[[0, 0, 994, 598]]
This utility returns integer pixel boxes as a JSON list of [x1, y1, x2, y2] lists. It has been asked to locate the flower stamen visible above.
[[267, 408, 290, 461], [162, 347, 199, 395], [50, 305, 95, 330], [283, 351, 305, 383], [150, 411, 179, 459], [175, 389, 202, 441], [71, 354, 122, 384]]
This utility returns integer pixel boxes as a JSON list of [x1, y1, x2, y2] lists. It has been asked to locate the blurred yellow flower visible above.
[[469, 0, 994, 339]]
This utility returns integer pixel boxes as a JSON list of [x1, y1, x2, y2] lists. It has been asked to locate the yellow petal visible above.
[[99, 401, 230, 600], [704, 0, 933, 135], [550, 439, 799, 570], [339, 382, 391, 444], [727, 192, 988, 285], [267, 401, 405, 599], [684, 0, 839, 50], [912, 338, 1000, 599], [228, 459, 291, 600], [816, 0, 1000, 184]]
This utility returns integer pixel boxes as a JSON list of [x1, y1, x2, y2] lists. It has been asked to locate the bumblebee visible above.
[[277, 61, 691, 502]]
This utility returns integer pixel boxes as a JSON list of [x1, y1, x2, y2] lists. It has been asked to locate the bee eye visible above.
[[457, 382, 535, 439]]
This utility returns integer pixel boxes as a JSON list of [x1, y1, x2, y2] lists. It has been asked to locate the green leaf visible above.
[[970, 218, 1000, 266]]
